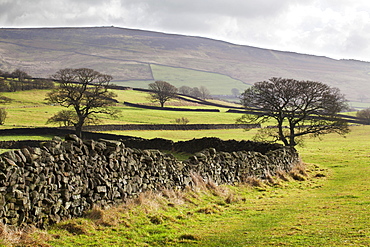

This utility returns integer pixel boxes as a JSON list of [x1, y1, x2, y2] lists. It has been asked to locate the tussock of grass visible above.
[[57, 220, 94, 236], [0, 223, 51, 247], [289, 161, 308, 181], [195, 204, 223, 214], [276, 169, 290, 181], [244, 176, 264, 187], [178, 233, 200, 241], [84, 206, 124, 227]]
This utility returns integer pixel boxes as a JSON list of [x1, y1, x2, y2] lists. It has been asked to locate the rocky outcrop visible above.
[[0, 135, 299, 228]]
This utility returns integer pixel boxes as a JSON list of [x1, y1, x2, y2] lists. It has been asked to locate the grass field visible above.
[[0, 126, 368, 246], [24, 125, 364, 247], [0, 88, 370, 246], [0, 89, 245, 130]]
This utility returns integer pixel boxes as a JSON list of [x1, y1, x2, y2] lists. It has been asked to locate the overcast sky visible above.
[[1, 0, 370, 61]]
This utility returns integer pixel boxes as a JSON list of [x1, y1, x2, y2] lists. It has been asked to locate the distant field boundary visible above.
[[0, 124, 260, 149], [82, 123, 260, 131], [123, 101, 221, 112], [0, 123, 260, 136]]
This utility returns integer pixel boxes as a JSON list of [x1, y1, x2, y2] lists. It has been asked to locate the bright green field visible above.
[[113, 64, 250, 96], [0, 89, 245, 130]]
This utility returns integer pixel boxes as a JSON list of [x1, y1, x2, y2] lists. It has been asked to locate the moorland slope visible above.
[[0, 26, 370, 101]]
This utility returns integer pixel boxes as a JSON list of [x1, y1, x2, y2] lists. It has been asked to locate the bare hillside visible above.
[[0, 26, 369, 102]]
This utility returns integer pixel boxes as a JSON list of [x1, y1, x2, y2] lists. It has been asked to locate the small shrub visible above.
[[175, 117, 189, 124], [46, 110, 76, 127]]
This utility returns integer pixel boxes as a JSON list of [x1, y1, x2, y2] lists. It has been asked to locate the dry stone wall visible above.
[[0, 135, 299, 228]]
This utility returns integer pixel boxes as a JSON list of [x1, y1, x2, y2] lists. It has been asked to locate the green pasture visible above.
[[113, 89, 149, 104], [113, 64, 250, 96], [0, 135, 53, 141], [348, 101, 370, 110], [1, 89, 49, 107], [1, 88, 370, 246], [44, 125, 370, 247], [0, 89, 246, 130]]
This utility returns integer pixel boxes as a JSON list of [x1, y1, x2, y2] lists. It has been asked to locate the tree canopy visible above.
[[46, 68, 118, 137], [237, 77, 350, 147], [148, 80, 178, 107], [356, 108, 370, 124], [178, 85, 210, 99]]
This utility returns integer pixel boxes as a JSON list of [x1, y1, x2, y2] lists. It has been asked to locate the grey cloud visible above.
[[344, 31, 370, 56], [124, 0, 295, 22], [118, 0, 313, 37], [0, 0, 314, 29]]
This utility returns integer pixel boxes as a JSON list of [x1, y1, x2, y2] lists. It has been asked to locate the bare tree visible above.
[[148, 80, 178, 107], [199, 86, 210, 99], [237, 77, 350, 147], [179, 86, 192, 95], [46, 68, 118, 137], [356, 108, 370, 124], [178, 85, 210, 99], [11, 69, 31, 81], [190, 87, 202, 98], [0, 71, 12, 80]]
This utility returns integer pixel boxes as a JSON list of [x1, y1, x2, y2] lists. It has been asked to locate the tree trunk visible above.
[[74, 121, 84, 138], [288, 121, 297, 147], [277, 121, 289, 146]]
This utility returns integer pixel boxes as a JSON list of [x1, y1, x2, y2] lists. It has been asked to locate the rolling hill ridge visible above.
[[0, 26, 369, 103]]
